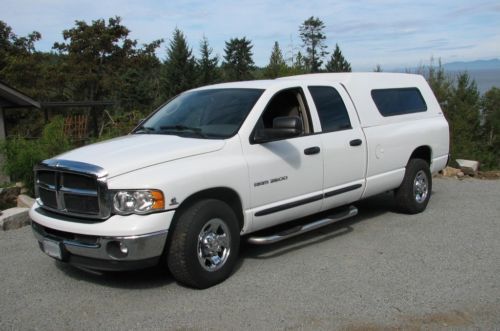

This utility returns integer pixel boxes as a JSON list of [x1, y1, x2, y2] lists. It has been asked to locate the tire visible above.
[[167, 199, 240, 289], [394, 158, 432, 214]]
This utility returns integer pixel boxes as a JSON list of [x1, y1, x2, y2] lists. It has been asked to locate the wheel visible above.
[[394, 158, 432, 214], [167, 199, 240, 289]]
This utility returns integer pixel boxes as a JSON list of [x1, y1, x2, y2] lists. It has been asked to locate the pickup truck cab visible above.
[[30, 73, 449, 288]]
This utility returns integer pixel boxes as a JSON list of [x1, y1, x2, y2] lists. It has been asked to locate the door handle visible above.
[[304, 146, 321, 155], [350, 139, 362, 146]]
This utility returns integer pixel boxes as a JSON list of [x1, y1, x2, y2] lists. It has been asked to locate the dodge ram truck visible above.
[[30, 73, 450, 288]]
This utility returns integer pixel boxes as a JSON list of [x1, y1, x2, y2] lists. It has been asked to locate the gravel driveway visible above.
[[1, 177, 499, 330]]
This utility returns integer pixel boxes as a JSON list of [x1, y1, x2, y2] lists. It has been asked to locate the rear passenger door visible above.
[[306, 84, 367, 211]]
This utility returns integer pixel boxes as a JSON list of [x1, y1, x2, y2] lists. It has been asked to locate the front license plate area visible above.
[[43, 239, 62, 260]]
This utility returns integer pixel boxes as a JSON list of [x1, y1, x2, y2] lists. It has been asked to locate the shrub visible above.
[[1, 116, 72, 195]]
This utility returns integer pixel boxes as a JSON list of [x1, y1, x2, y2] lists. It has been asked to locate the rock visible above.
[[17, 194, 35, 208], [441, 166, 461, 177], [456, 159, 479, 176], [0, 186, 21, 209], [457, 171, 465, 178], [0, 207, 30, 231]]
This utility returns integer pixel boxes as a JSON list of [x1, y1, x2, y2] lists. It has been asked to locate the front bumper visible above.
[[32, 221, 168, 271]]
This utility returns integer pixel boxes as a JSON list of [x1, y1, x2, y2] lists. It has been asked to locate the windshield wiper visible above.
[[159, 125, 207, 138], [134, 125, 155, 134]]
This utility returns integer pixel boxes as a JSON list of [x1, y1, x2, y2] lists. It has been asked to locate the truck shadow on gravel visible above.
[[54, 261, 174, 289], [54, 190, 413, 288], [240, 191, 397, 260]]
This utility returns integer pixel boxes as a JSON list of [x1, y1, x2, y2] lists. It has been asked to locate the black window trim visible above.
[[308, 85, 353, 134]]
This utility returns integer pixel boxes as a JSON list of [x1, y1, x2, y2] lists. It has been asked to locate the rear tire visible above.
[[167, 199, 240, 289], [394, 158, 432, 214]]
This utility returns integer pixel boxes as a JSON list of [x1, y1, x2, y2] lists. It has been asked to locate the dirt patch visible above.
[[342, 309, 473, 331], [476, 170, 500, 180]]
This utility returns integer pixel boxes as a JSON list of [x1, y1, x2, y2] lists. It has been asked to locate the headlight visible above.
[[112, 190, 165, 215]]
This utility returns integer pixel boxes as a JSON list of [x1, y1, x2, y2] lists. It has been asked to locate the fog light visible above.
[[119, 242, 128, 255], [106, 241, 129, 259]]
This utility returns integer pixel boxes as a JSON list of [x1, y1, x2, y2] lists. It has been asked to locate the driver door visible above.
[[242, 87, 323, 232]]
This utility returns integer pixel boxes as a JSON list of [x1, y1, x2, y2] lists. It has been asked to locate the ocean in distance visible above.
[[446, 69, 500, 94]]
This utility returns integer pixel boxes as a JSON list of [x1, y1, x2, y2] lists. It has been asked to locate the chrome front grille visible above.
[[35, 159, 110, 220]]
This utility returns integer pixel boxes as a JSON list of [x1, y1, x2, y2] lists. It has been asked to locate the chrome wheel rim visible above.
[[413, 170, 428, 203], [197, 218, 231, 271]]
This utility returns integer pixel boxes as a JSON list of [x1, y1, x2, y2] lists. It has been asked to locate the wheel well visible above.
[[409, 146, 431, 164], [176, 187, 244, 230]]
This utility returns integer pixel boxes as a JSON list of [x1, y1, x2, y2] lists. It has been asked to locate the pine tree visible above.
[[426, 58, 451, 112], [162, 28, 196, 98], [222, 37, 254, 81], [373, 64, 383, 72], [481, 87, 500, 168], [294, 51, 307, 72], [265, 41, 287, 79], [299, 16, 328, 73], [197, 36, 219, 85], [325, 44, 351, 72], [447, 72, 481, 162]]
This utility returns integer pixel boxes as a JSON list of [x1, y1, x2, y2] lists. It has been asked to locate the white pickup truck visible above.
[[30, 73, 449, 288]]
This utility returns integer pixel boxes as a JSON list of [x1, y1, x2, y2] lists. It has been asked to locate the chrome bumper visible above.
[[32, 221, 168, 271]]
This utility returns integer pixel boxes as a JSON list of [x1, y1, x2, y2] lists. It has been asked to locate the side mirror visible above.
[[254, 116, 303, 143]]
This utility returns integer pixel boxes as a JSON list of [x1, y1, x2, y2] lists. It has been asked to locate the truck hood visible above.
[[56, 134, 225, 177]]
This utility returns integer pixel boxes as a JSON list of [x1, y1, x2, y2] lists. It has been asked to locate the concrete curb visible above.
[[0, 207, 30, 231]]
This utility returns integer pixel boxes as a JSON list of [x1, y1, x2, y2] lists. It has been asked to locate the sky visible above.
[[1, 0, 499, 71]]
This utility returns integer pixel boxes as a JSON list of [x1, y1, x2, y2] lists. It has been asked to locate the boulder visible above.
[[441, 166, 461, 177], [0, 207, 30, 231], [455, 159, 479, 176], [0, 186, 21, 208]]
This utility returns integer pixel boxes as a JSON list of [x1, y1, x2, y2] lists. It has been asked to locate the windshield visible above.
[[134, 88, 264, 139]]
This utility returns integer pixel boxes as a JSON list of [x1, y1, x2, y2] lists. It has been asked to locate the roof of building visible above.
[[0, 81, 40, 109]]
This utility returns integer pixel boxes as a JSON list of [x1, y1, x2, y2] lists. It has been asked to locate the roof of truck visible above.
[[193, 72, 427, 90], [191, 72, 440, 128]]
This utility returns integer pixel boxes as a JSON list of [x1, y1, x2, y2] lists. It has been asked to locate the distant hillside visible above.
[[443, 59, 500, 71]]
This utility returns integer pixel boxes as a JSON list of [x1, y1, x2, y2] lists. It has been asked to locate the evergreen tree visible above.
[[325, 44, 351, 72], [299, 16, 328, 73], [373, 64, 383, 72], [162, 28, 196, 98], [447, 72, 481, 162], [294, 51, 307, 72], [426, 59, 451, 110], [481, 87, 500, 168], [197, 36, 219, 85], [264, 41, 287, 79], [222, 37, 254, 81]]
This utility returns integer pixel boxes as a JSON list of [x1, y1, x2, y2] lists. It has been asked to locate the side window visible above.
[[256, 87, 312, 134], [371, 88, 427, 117], [308, 86, 352, 132]]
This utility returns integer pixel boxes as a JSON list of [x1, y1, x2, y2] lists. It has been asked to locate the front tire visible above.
[[394, 158, 432, 214], [167, 199, 240, 289]]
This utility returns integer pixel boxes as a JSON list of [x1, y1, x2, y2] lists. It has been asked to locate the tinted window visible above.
[[136, 88, 263, 139], [371, 88, 427, 117], [308, 86, 352, 132]]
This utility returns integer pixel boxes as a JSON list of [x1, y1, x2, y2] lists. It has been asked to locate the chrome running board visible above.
[[247, 205, 358, 245]]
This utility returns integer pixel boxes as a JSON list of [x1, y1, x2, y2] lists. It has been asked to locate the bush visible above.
[[1, 116, 73, 195]]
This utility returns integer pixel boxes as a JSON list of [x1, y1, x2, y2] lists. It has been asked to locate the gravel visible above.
[[1, 177, 499, 330]]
